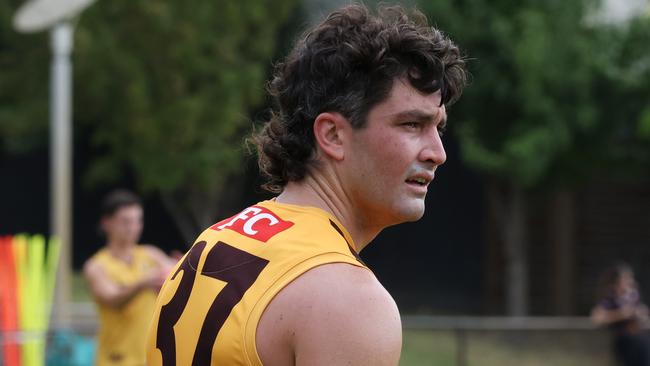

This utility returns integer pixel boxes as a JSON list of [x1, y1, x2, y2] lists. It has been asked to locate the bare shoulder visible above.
[[141, 244, 166, 257], [141, 244, 176, 266], [257, 263, 402, 366], [82, 255, 101, 280]]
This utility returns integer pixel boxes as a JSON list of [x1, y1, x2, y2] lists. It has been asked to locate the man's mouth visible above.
[[405, 172, 434, 187], [405, 177, 429, 186]]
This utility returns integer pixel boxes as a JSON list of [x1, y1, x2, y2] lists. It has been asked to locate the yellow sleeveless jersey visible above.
[[146, 200, 368, 366], [91, 246, 160, 366]]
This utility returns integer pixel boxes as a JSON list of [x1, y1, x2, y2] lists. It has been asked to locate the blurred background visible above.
[[1, 0, 650, 364]]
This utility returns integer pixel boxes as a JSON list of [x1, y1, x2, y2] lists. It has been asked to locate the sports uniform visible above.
[[91, 246, 160, 366], [146, 200, 368, 365]]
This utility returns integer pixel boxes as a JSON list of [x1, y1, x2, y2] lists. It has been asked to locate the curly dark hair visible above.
[[251, 4, 468, 193]]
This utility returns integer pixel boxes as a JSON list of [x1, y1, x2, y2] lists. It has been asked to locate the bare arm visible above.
[[258, 263, 402, 366], [83, 258, 161, 309], [591, 304, 639, 326], [142, 244, 178, 270]]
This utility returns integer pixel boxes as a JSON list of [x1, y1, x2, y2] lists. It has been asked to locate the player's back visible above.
[[145, 200, 367, 366]]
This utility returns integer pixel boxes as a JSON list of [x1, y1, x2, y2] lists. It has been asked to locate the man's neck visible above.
[[276, 173, 382, 252], [106, 240, 137, 263]]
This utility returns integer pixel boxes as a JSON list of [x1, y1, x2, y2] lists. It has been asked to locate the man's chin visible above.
[[393, 204, 426, 224], [407, 210, 426, 222], [369, 201, 426, 228]]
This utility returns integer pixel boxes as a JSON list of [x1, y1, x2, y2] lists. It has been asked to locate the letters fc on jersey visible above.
[[210, 206, 294, 242]]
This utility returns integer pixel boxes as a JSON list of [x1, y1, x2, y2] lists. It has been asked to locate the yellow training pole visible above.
[[12, 234, 59, 366]]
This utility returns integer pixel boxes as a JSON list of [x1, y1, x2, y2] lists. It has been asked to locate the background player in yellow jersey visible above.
[[84, 190, 176, 366], [147, 4, 467, 366]]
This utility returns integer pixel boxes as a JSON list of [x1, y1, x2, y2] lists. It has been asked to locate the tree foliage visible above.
[[1, 1, 300, 241], [576, 16, 650, 178], [0, 0, 49, 154], [419, 0, 606, 188], [71, 1, 299, 240], [418, 0, 650, 186], [417, 0, 650, 314]]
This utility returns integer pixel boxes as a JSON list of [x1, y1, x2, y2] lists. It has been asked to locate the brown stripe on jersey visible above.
[[157, 241, 207, 366], [329, 219, 366, 266], [192, 242, 269, 366]]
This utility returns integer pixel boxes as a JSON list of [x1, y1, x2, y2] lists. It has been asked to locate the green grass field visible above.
[[401, 329, 615, 366], [401, 330, 457, 365]]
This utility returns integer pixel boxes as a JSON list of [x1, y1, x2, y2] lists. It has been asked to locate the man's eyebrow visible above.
[[392, 110, 434, 121], [392, 109, 447, 126]]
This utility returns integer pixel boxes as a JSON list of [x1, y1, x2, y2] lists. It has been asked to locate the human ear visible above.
[[313, 112, 346, 161]]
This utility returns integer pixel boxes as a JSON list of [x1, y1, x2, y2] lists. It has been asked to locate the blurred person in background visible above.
[[146, 4, 466, 366], [84, 189, 176, 366], [592, 262, 650, 366]]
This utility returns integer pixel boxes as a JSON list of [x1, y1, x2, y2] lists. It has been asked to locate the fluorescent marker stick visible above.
[[26, 235, 47, 366], [22, 234, 37, 366], [20, 234, 35, 366], [12, 235, 27, 332], [0, 236, 21, 366], [12, 235, 29, 366]]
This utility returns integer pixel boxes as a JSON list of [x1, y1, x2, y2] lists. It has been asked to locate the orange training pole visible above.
[[0, 235, 21, 366]]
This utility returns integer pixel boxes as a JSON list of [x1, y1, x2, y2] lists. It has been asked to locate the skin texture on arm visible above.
[[257, 263, 402, 366], [591, 304, 649, 326], [83, 257, 163, 309]]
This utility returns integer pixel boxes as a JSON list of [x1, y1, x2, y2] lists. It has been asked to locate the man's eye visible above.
[[437, 125, 447, 137], [403, 122, 419, 129]]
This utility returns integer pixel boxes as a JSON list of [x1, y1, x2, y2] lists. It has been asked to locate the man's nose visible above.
[[419, 130, 446, 166]]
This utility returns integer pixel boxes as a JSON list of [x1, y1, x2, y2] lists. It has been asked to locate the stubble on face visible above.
[[342, 79, 447, 230]]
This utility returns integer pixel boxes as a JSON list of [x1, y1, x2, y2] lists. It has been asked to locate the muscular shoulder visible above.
[[257, 263, 402, 366]]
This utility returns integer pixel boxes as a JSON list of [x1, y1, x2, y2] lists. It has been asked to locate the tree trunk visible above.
[[549, 190, 575, 315], [503, 183, 529, 316], [487, 180, 530, 316]]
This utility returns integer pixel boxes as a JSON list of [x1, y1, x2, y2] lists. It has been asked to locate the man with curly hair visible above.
[[147, 4, 467, 365]]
